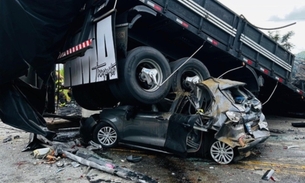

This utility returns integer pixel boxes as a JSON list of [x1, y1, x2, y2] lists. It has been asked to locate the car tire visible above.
[[72, 82, 119, 110], [170, 58, 210, 92], [93, 122, 118, 148], [113, 46, 171, 104]]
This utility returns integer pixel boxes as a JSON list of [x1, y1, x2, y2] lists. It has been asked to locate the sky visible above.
[[217, 0, 305, 54]]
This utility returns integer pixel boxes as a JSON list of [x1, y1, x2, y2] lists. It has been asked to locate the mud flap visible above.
[[0, 82, 48, 135], [164, 114, 196, 157]]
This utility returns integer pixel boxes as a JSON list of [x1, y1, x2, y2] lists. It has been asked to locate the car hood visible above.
[[201, 77, 246, 92]]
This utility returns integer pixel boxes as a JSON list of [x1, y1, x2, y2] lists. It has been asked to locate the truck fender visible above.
[[128, 5, 157, 29]]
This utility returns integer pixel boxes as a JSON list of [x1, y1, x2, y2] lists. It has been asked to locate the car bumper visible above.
[[238, 130, 270, 153]]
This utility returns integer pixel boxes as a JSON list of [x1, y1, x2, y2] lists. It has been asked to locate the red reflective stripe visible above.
[[243, 57, 254, 65], [211, 40, 218, 46], [182, 22, 188, 28], [260, 67, 269, 74], [275, 76, 283, 83], [297, 89, 303, 95], [58, 39, 93, 59], [247, 59, 253, 65], [154, 4, 162, 11]]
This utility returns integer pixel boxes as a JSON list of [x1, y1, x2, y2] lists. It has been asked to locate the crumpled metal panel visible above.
[[197, 77, 269, 149], [199, 78, 241, 130]]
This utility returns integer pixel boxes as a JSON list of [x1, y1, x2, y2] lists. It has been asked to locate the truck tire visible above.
[[170, 58, 210, 92], [112, 46, 171, 104], [72, 82, 118, 110]]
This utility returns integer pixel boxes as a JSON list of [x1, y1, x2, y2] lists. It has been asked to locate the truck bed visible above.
[[118, 0, 301, 96]]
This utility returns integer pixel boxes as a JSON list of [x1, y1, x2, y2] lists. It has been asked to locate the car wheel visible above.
[[170, 57, 210, 93], [93, 122, 118, 148], [210, 140, 235, 164], [113, 46, 171, 104], [72, 82, 118, 110]]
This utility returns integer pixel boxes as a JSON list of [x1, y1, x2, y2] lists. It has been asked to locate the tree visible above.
[[268, 30, 295, 51]]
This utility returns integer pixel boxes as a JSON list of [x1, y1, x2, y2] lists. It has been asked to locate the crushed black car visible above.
[[81, 77, 270, 164]]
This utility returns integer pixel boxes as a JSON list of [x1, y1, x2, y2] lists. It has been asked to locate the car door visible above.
[[121, 111, 170, 147]]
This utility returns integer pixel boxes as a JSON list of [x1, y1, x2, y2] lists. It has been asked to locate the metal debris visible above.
[[3, 135, 12, 143], [262, 169, 275, 181], [71, 162, 80, 168], [62, 150, 157, 182], [126, 155, 142, 163], [86, 140, 103, 151], [283, 145, 300, 149], [32, 147, 52, 159]]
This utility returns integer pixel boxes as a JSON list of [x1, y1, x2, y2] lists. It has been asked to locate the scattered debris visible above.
[[56, 168, 65, 173], [291, 122, 305, 128], [32, 147, 53, 159], [71, 162, 80, 168], [56, 161, 64, 167], [262, 169, 275, 181], [3, 135, 12, 143], [126, 155, 142, 163], [86, 140, 102, 151], [62, 150, 157, 182], [283, 145, 300, 149], [269, 129, 285, 134]]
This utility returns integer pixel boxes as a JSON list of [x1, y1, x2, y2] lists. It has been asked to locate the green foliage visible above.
[[267, 31, 295, 51]]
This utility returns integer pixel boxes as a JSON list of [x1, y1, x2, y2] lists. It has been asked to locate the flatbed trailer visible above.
[[58, 0, 302, 111]]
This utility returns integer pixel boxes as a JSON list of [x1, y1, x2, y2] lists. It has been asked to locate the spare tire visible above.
[[170, 58, 210, 92], [111, 46, 171, 104], [72, 82, 118, 110]]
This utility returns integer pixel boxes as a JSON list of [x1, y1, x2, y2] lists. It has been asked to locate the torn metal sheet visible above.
[[0, 82, 48, 135]]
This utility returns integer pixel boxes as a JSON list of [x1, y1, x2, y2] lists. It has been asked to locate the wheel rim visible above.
[[181, 69, 204, 100], [180, 69, 203, 91], [97, 126, 117, 146], [210, 141, 234, 164], [137, 59, 163, 92]]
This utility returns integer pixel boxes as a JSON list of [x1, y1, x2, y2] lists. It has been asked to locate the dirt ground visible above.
[[1, 115, 305, 183]]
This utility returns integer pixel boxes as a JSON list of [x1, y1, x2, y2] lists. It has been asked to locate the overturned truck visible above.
[[0, 0, 300, 163]]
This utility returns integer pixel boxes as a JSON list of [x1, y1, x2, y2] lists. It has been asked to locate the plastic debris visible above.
[[283, 145, 300, 149], [86, 140, 102, 151], [71, 162, 80, 168], [32, 148, 52, 159], [56, 168, 65, 173], [126, 155, 142, 163], [3, 135, 12, 143], [262, 169, 275, 181], [56, 161, 64, 167]]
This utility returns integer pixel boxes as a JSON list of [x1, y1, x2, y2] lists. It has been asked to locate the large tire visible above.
[[93, 122, 118, 148], [170, 58, 210, 92], [111, 46, 171, 104], [72, 82, 118, 110]]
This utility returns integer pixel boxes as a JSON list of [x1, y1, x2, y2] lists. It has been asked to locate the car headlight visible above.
[[226, 111, 242, 122], [252, 98, 262, 111], [253, 103, 262, 110]]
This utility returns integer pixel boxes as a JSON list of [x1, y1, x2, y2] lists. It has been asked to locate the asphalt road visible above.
[[0, 115, 305, 183]]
